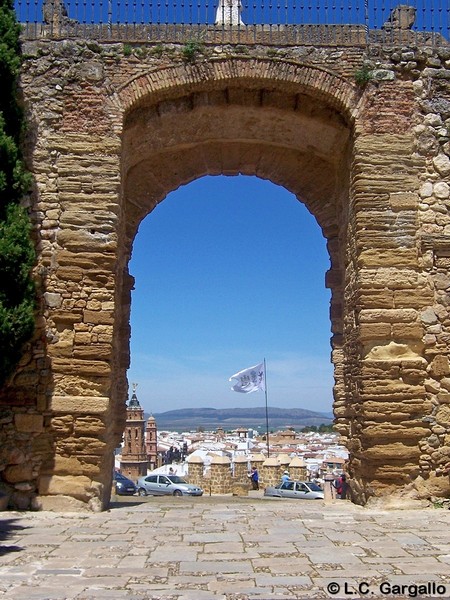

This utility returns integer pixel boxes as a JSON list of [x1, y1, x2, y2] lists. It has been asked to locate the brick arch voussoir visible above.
[[114, 57, 360, 122]]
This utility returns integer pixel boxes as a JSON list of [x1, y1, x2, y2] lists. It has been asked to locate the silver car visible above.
[[264, 480, 324, 500], [137, 474, 203, 497]]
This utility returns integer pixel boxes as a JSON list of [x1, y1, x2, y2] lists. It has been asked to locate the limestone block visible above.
[[358, 290, 394, 308], [421, 307, 438, 325], [86, 299, 102, 310], [31, 434, 53, 456], [37, 494, 90, 512], [393, 288, 434, 307], [435, 404, 450, 427], [83, 310, 114, 325], [49, 329, 74, 357], [424, 379, 441, 393], [432, 272, 450, 290], [44, 292, 62, 308], [429, 355, 450, 376], [419, 181, 433, 198], [3, 464, 34, 483], [392, 323, 425, 339], [360, 424, 429, 440], [57, 249, 116, 270], [433, 182, 450, 199], [389, 192, 419, 210], [360, 400, 432, 417], [359, 308, 418, 323], [359, 322, 391, 340], [41, 455, 84, 476], [14, 413, 44, 433], [431, 425, 446, 435], [58, 436, 107, 455], [74, 332, 92, 345], [0, 445, 25, 466], [360, 379, 424, 396], [360, 268, 424, 290], [413, 473, 450, 498], [363, 443, 421, 460], [53, 375, 107, 397], [74, 416, 106, 435], [365, 341, 425, 362], [73, 344, 112, 360], [57, 229, 117, 253], [39, 474, 93, 501], [51, 312, 83, 326], [49, 415, 73, 434], [359, 248, 418, 268], [101, 302, 115, 311], [51, 358, 111, 377], [56, 266, 85, 282], [361, 462, 419, 481], [433, 153, 450, 176], [437, 393, 450, 404], [49, 395, 110, 415]]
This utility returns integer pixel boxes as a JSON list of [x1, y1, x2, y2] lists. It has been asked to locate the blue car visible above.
[[113, 471, 137, 495]]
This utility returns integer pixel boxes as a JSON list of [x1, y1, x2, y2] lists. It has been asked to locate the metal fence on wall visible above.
[[15, 0, 449, 45]]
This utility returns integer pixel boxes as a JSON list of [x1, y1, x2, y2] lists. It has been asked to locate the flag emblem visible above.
[[229, 362, 265, 393]]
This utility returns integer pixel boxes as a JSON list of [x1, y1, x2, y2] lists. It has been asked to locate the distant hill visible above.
[[149, 406, 333, 432]]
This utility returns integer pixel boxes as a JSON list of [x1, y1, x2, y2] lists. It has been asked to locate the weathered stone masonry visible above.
[[0, 33, 449, 510]]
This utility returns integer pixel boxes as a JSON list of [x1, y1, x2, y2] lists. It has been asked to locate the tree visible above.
[[0, 0, 35, 386]]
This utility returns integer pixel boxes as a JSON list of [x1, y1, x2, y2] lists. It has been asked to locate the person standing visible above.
[[281, 470, 291, 483], [250, 466, 259, 490], [334, 473, 348, 499]]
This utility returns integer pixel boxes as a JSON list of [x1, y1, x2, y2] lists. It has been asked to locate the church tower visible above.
[[145, 415, 158, 471], [120, 384, 148, 481]]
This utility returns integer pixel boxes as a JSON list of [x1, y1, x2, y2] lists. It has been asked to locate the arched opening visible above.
[[127, 174, 334, 415], [112, 68, 354, 482]]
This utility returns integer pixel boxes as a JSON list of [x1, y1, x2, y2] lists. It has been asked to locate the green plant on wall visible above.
[[0, 0, 35, 387], [149, 44, 165, 58], [354, 64, 373, 87], [181, 40, 204, 63]]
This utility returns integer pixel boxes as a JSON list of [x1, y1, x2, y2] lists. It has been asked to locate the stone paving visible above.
[[0, 495, 449, 599]]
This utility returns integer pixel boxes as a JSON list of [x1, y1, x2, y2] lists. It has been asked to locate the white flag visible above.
[[229, 362, 265, 393]]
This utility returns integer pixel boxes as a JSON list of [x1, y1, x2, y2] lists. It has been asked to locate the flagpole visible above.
[[264, 358, 270, 457]]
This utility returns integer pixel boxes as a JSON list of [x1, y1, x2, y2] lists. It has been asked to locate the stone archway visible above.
[[117, 59, 355, 457], [2, 46, 449, 510]]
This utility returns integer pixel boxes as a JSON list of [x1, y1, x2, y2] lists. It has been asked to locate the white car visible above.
[[137, 474, 203, 497], [264, 480, 324, 500]]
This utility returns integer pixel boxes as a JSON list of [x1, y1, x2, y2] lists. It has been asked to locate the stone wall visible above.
[[0, 36, 449, 509], [187, 456, 316, 494]]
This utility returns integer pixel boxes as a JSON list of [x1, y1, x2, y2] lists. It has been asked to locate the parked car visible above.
[[264, 480, 324, 500], [113, 471, 137, 496], [137, 474, 203, 497]]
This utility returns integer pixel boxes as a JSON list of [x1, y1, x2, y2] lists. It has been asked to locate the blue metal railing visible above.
[[15, 0, 449, 45]]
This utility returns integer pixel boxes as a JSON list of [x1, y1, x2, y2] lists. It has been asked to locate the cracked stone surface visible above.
[[1, 495, 449, 599]]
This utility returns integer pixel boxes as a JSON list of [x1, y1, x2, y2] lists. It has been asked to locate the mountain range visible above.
[[149, 406, 333, 432]]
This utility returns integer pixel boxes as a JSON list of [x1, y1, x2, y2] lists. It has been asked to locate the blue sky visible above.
[[14, 0, 449, 34], [127, 175, 334, 416]]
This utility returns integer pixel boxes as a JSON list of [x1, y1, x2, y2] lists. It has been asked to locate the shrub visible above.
[[181, 40, 204, 63], [0, 0, 35, 386], [354, 64, 373, 87]]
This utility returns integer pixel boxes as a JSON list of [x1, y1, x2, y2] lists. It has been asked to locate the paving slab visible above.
[[1, 496, 449, 599]]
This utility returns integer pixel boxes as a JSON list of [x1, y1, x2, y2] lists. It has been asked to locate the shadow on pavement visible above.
[[108, 498, 149, 509], [0, 517, 25, 556]]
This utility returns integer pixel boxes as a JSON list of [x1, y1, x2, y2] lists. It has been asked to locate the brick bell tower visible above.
[[120, 384, 148, 481], [145, 415, 158, 471]]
